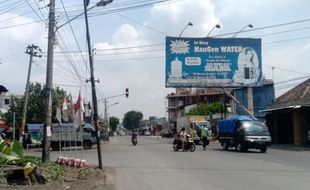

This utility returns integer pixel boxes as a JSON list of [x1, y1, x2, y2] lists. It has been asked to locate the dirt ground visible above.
[[0, 166, 117, 190]]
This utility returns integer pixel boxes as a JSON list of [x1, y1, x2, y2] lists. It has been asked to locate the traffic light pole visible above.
[[83, 0, 103, 169]]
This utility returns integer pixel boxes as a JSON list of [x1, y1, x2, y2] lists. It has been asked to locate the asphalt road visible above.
[[28, 136, 310, 190]]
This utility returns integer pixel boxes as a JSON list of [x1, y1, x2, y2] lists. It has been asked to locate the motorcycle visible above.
[[132, 137, 137, 146], [173, 135, 196, 152], [131, 132, 138, 146]]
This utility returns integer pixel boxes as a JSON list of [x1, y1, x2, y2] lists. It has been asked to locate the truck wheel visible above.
[[222, 142, 229, 150], [260, 147, 267, 153], [236, 143, 244, 152], [83, 140, 92, 150]]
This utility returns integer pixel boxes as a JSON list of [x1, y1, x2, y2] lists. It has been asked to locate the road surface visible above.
[[28, 136, 310, 190]]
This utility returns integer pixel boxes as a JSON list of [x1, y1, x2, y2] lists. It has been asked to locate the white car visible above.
[[144, 131, 151, 136]]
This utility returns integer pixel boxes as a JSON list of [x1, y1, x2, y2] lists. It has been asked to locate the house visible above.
[[263, 78, 310, 145]]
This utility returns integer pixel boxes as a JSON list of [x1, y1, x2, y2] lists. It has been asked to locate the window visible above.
[[4, 99, 9, 105]]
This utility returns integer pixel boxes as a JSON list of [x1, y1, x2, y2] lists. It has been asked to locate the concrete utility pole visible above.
[[83, 0, 102, 169], [83, 0, 114, 169], [42, 0, 56, 162], [21, 44, 42, 142]]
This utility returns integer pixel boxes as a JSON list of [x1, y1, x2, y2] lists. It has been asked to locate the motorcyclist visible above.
[[131, 128, 138, 144], [179, 127, 187, 151]]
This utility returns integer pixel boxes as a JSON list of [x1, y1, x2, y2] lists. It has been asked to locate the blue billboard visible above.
[[165, 37, 262, 87]]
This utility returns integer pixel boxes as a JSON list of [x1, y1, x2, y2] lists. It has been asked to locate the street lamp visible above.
[[179, 22, 193, 37], [206, 23, 221, 37], [83, 0, 113, 169], [104, 102, 119, 127], [232, 23, 253, 37]]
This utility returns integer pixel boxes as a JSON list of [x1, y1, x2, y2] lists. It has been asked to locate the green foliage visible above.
[[78, 167, 93, 179], [109, 116, 119, 132], [46, 162, 65, 180], [188, 103, 209, 115], [1, 83, 66, 126], [122, 110, 143, 130], [188, 102, 224, 115], [15, 155, 41, 166], [0, 140, 24, 165], [208, 102, 223, 114]]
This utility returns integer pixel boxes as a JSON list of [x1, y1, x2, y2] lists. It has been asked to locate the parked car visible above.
[[144, 131, 151, 136], [160, 129, 174, 138], [100, 131, 109, 141]]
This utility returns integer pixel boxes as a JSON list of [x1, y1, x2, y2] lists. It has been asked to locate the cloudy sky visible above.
[[0, 0, 310, 120]]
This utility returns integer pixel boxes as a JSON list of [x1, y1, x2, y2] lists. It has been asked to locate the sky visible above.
[[0, 0, 310, 121]]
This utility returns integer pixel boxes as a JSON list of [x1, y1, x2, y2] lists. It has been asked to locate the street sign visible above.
[[165, 37, 262, 87]]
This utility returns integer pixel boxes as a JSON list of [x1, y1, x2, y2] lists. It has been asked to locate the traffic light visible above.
[[125, 88, 129, 98]]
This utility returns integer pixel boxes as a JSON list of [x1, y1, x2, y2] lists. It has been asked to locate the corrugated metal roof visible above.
[[275, 78, 310, 103], [266, 78, 310, 111]]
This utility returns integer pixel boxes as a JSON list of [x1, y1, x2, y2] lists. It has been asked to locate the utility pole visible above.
[[104, 99, 108, 127], [83, 0, 103, 169], [21, 44, 42, 142], [42, 0, 56, 162]]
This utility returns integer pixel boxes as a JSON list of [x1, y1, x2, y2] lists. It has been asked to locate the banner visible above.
[[165, 37, 262, 87]]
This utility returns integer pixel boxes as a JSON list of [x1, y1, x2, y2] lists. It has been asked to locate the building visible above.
[[233, 79, 275, 118], [139, 116, 168, 135], [0, 85, 10, 114], [166, 88, 231, 133], [166, 80, 275, 133], [264, 78, 310, 145]]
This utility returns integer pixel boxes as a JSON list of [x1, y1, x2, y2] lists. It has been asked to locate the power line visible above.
[[32, 0, 46, 22], [23, 0, 46, 26], [116, 12, 167, 36], [212, 18, 310, 37], [263, 35, 310, 45], [263, 64, 309, 75], [274, 75, 310, 85], [0, 20, 42, 30], [59, 0, 89, 74], [250, 26, 310, 38]]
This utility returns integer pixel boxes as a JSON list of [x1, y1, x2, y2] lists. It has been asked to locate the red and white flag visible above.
[[56, 100, 62, 123], [62, 95, 69, 122], [73, 92, 85, 129]]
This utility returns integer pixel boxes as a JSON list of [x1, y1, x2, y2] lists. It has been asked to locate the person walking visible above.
[[200, 124, 209, 150]]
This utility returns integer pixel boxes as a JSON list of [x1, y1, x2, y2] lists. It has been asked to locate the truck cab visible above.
[[218, 116, 271, 153]]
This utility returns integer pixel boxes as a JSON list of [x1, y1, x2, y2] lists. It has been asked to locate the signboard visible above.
[[165, 37, 262, 87]]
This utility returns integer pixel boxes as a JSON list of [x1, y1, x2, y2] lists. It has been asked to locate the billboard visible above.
[[165, 37, 262, 87]]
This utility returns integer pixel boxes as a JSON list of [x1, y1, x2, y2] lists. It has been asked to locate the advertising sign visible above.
[[165, 37, 262, 87]]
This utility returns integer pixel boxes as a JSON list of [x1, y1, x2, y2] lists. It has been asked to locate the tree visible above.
[[109, 116, 119, 133], [1, 83, 66, 127], [122, 110, 143, 131], [188, 103, 209, 115], [188, 102, 223, 115], [207, 102, 223, 114]]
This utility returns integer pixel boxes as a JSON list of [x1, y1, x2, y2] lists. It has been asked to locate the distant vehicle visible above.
[[50, 123, 97, 151], [218, 115, 271, 153], [100, 131, 109, 141], [144, 131, 151, 136], [131, 131, 138, 146], [160, 129, 173, 138]]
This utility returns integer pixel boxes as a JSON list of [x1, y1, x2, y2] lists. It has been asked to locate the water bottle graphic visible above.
[[170, 57, 182, 78]]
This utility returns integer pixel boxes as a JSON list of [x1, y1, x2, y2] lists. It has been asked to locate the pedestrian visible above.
[[200, 124, 209, 150]]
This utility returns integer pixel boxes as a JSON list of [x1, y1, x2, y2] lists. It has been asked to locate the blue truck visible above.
[[218, 115, 271, 153]]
